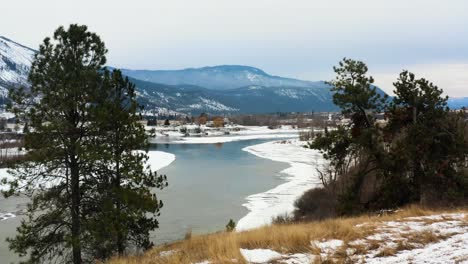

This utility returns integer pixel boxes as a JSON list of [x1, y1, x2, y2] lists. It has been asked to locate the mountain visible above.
[[1, 35, 385, 114], [132, 78, 337, 114], [447, 97, 468, 109], [119, 65, 321, 90], [119, 66, 340, 113], [0, 36, 35, 98], [0, 35, 339, 114]]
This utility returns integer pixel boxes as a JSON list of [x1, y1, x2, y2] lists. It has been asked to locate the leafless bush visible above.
[[293, 187, 337, 221], [299, 129, 315, 141], [272, 213, 295, 225]]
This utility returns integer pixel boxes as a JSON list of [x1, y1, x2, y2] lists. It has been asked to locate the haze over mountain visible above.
[[119, 66, 323, 90], [0, 36, 341, 114], [1, 35, 466, 114], [132, 77, 336, 114]]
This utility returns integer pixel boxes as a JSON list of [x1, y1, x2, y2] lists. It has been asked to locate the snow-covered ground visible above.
[[0, 111, 15, 119], [147, 150, 176, 171], [169, 133, 298, 144], [0, 150, 175, 222], [149, 125, 301, 144], [360, 213, 468, 264], [236, 139, 325, 231], [239, 213, 468, 264]]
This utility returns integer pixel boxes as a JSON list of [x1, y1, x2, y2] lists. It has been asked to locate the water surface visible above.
[[0, 139, 289, 261], [150, 139, 289, 244]]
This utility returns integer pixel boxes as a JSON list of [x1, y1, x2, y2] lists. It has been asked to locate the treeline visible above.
[[229, 112, 332, 127], [2, 25, 167, 263], [294, 58, 468, 221]]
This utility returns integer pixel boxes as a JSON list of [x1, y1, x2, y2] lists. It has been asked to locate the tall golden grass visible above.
[[107, 205, 467, 264]]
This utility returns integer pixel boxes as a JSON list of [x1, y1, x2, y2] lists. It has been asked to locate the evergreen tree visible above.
[[311, 60, 468, 216], [386, 71, 467, 204], [87, 69, 167, 259], [313, 58, 389, 214], [4, 25, 169, 263], [6, 24, 103, 264]]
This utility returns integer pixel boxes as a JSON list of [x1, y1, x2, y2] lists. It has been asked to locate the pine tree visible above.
[[5, 24, 107, 264], [317, 58, 388, 214], [4, 25, 169, 263], [386, 71, 466, 204], [86, 69, 167, 259], [314, 60, 468, 214]]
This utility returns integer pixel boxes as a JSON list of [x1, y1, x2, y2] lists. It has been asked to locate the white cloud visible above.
[[372, 63, 468, 97]]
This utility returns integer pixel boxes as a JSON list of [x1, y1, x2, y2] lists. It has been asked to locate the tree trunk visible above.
[[70, 155, 82, 264], [116, 157, 124, 255], [412, 105, 421, 201], [115, 125, 124, 256]]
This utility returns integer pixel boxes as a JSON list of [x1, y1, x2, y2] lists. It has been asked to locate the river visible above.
[[0, 138, 290, 262]]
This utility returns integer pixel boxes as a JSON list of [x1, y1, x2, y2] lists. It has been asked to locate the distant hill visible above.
[[119, 65, 321, 90], [0, 35, 397, 115], [132, 77, 338, 114], [447, 97, 468, 109]]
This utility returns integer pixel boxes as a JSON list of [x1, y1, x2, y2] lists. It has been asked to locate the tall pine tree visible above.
[[86, 69, 167, 260], [4, 24, 167, 263], [386, 71, 466, 204], [6, 24, 107, 264]]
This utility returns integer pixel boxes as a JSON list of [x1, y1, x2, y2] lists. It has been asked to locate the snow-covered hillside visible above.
[[237, 213, 468, 264], [0, 36, 340, 114], [119, 65, 322, 90], [0, 36, 35, 97], [0, 36, 352, 114]]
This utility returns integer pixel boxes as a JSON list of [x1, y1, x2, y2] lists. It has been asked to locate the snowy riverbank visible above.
[[147, 151, 176, 171], [150, 125, 300, 144], [236, 139, 325, 231], [0, 150, 176, 221], [169, 133, 298, 144]]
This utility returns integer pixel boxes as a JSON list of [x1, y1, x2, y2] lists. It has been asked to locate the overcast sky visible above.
[[2, 0, 468, 96]]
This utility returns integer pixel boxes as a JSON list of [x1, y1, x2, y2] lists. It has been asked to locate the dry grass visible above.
[[401, 230, 448, 245], [395, 240, 417, 252], [375, 246, 397, 258], [107, 205, 467, 264]]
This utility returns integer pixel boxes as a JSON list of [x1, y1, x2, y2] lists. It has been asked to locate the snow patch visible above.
[[240, 248, 282, 263], [0, 212, 16, 221], [147, 150, 176, 171], [236, 139, 325, 231], [170, 133, 297, 144], [312, 239, 344, 256]]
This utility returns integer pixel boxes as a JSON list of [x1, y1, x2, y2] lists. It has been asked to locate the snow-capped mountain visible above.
[[0, 36, 35, 98], [119, 66, 341, 113], [132, 77, 337, 114], [119, 65, 321, 90], [0, 35, 397, 114]]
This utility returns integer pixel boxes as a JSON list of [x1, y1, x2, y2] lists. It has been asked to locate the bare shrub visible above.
[[272, 213, 294, 225], [293, 187, 337, 221]]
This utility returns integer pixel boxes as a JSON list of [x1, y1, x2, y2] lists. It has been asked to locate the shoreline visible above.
[[236, 139, 325, 231], [149, 125, 301, 144], [0, 150, 176, 222]]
